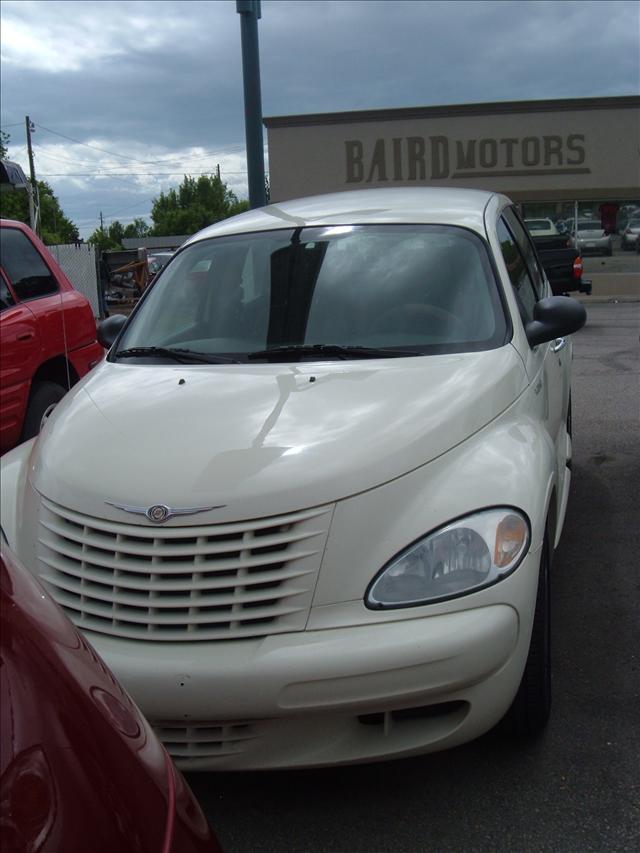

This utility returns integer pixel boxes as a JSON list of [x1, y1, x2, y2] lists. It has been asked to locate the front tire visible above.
[[502, 536, 551, 736], [21, 381, 67, 442]]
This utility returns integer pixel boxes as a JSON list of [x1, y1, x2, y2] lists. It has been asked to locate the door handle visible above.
[[552, 337, 566, 353], [17, 332, 34, 341]]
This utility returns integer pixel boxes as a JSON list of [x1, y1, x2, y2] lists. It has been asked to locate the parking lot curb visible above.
[[577, 296, 640, 304]]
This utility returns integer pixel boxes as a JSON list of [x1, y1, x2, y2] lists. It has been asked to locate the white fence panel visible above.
[[48, 243, 101, 318]]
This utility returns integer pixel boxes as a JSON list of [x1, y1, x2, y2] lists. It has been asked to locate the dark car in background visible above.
[[0, 542, 223, 853]]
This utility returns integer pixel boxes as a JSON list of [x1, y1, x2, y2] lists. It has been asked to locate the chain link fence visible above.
[[48, 243, 101, 318]]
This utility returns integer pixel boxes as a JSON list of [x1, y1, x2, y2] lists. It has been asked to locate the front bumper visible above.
[[88, 575, 535, 770]]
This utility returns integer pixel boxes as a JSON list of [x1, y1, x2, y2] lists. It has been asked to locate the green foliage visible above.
[[123, 217, 150, 239], [0, 179, 79, 244], [150, 174, 247, 236], [87, 218, 150, 251], [0, 130, 9, 159], [87, 220, 126, 252]]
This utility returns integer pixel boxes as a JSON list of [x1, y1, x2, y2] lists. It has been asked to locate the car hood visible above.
[[32, 347, 527, 522]]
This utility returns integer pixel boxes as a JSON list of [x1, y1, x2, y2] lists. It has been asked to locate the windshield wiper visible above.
[[115, 346, 240, 364], [247, 344, 420, 361]]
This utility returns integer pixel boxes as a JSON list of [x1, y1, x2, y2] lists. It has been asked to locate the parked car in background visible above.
[[0, 541, 222, 853], [0, 220, 104, 454], [621, 216, 640, 250], [1, 188, 586, 771], [570, 220, 614, 256], [524, 218, 559, 237], [147, 251, 175, 284]]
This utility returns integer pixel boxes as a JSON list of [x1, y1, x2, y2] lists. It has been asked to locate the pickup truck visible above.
[[0, 219, 104, 453], [530, 233, 592, 296]]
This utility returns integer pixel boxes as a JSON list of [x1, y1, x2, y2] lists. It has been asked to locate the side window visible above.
[[502, 206, 546, 295], [0, 228, 59, 301], [497, 216, 538, 324], [0, 276, 15, 311]]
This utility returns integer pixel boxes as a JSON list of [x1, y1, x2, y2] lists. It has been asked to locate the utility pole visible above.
[[236, 1, 266, 209], [25, 116, 40, 235], [100, 211, 104, 233]]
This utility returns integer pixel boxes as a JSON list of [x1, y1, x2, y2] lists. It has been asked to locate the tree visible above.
[[108, 220, 125, 246], [0, 130, 9, 158], [0, 178, 79, 244], [123, 218, 150, 239], [150, 174, 248, 236], [87, 220, 127, 252]]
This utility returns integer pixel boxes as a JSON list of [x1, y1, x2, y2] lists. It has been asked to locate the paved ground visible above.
[[188, 303, 640, 853]]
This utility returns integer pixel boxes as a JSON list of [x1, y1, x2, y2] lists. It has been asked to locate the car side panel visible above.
[[0, 299, 42, 452], [0, 221, 102, 453]]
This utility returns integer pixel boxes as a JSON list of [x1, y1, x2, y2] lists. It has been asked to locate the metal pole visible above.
[[237, 1, 266, 209], [25, 116, 40, 235]]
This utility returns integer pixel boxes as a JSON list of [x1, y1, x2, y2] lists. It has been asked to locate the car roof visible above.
[[0, 218, 31, 231], [185, 187, 504, 246]]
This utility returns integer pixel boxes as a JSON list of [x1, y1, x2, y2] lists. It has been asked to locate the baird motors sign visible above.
[[345, 134, 591, 183]]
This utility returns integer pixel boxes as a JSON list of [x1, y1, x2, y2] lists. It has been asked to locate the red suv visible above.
[[0, 219, 104, 453]]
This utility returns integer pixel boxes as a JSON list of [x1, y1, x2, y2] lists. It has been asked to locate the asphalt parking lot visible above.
[[188, 301, 639, 853]]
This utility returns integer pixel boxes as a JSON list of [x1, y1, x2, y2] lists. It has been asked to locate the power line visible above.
[[35, 123, 164, 164], [34, 123, 250, 168], [39, 171, 249, 177], [34, 143, 244, 170]]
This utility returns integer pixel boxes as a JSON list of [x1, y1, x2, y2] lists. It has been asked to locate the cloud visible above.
[[0, 0, 206, 72]]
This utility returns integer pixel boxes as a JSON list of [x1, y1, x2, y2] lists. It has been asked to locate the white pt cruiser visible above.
[[0, 188, 586, 770]]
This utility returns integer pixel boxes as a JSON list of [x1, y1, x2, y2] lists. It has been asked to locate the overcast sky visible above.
[[1, 0, 638, 237]]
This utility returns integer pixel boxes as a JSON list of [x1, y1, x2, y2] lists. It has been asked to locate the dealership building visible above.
[[265, 96, 640, 226]]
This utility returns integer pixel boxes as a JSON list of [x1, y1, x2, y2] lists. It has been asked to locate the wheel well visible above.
[[31, 357, 79, 392]]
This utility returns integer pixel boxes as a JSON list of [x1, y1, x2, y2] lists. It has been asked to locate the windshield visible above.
[[115, 225, 507, 361]]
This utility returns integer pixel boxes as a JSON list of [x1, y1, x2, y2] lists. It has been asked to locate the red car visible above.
[[0, 219, 104, 453], [0, 542, 223, 853]]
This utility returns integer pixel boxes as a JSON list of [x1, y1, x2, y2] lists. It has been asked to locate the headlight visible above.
[[365, 508, 530, 609]]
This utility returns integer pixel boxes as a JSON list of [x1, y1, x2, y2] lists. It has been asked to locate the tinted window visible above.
[[0, 228, 59, 300], [0, 276, 15, 311], [118, 225, 507, 360], [503, 207, 545, 296], [497, 217, 538, 324], [577, 221, 603, 231]]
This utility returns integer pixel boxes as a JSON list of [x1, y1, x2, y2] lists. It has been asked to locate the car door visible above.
[[0, 272, 42, 452], [0, 225, 66, 359], [497, 210, 569, 473]]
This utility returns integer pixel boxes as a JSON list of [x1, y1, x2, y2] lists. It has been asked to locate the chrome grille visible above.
[[37, 497, 333, 641]]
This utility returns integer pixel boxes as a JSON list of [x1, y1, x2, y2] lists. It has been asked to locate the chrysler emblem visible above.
[[105, 501, 224, 523], [147, 504, 170, 522]]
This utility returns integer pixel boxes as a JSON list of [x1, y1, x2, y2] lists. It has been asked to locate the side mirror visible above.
[[525, 296, 586, 348], [98, 314, 127, 349]]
